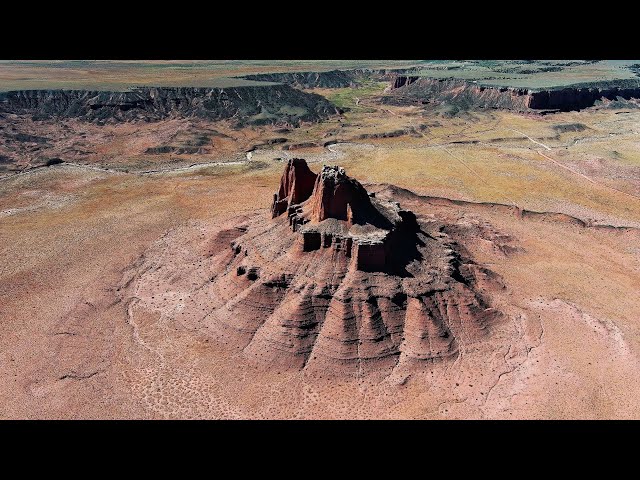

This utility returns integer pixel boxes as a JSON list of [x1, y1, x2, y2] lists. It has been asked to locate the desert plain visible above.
[[0, 60, 639, 419]]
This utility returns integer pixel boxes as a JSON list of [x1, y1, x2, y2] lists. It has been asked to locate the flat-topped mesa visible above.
[[270, 158, 317, 218], [270, 160, 418, 272]]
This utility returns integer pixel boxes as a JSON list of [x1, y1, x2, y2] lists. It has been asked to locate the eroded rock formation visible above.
[[390, 75, 418, 90], [276, 164, 417, 273], [271, 158, 317, 218], [383, 77, 533, 111], [0, 85, 338, 125], [383, 76, 640, 112], [528, 82, 640, 110], [158, 159, 506, 375]]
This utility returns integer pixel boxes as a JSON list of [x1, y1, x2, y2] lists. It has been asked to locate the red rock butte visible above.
[[272, 160, 418, 272], [270, 158, 317, 218], [162, 159, 505, 375]]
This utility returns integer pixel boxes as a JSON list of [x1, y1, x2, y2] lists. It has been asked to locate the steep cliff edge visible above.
[[0, 84, 338, 125], [271, 158, 318, 218], [279, 163, 412, 273], [528, 81, 640, 110], [383, 77, 534, 111], [383, 76, 640, 112]]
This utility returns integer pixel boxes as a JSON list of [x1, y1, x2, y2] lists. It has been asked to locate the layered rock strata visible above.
[[0, 85, 338, 125], [383, 76, 640, 112], [168, 159, 505, 374]]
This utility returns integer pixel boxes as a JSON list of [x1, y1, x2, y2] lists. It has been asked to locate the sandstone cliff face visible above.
[[0, 85, 338, 125], [528, 83, 640, 110], [272, 163, 406, 273], [383, 76, 640, 112], [270, 158, 317, 218], [173, 159, 505, 374], [306, 165, 371, 223]]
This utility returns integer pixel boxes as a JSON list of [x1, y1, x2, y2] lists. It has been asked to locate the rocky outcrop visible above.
[[383, 77, 532, 111], [0, 85, 338, 125], [528, 82, 640, 110], [383, 76, 640, 112], [165, 159, 505, 374], [271, 158, 318, 218], [273, 163, 414, 274], [390, 75, 418, 89]]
